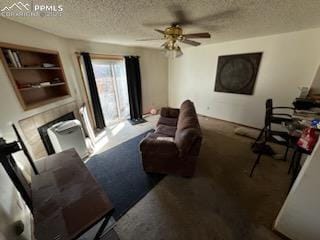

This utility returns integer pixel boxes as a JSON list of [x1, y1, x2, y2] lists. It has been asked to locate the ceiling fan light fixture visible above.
[[162, 41, 183, 58], [174, 45, 183, 58]]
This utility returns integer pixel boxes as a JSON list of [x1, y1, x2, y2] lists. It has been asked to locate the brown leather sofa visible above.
[[140, 100, 202, 177]]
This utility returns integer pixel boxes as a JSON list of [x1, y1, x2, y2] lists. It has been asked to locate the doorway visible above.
[[92, 58, 130, 126]]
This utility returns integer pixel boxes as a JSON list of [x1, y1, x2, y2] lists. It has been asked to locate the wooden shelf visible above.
[[25, 95, 71, 110], [0, 42, 70, 110], [10, 67, 61, 70], [19, 82, 66, 91]]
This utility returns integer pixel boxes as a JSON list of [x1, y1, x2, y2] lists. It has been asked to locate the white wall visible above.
[[138, 47, 168, 112], [168, 28, 320, 128], [274, 139, 320, 240]]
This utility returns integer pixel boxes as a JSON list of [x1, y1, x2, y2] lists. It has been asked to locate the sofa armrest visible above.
[[140, 137, 179, 155], [175, 128, 202, 157], [160, 107, 180, 118]]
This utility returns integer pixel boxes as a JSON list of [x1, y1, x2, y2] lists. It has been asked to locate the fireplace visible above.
[[19, 101, 79, 160], [38, 112, 75, 155]]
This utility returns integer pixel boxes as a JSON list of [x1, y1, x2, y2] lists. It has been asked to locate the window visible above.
[[92, 58, 129, 125]]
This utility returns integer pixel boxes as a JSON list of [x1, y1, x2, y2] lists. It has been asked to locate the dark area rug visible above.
[[86, 130, 164, 220]]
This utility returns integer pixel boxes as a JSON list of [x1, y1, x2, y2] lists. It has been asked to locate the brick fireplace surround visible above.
[[19, 101, 80, 160]]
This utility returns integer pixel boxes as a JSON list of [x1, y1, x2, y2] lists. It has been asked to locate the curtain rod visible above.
[[74, 52, 139, 59]]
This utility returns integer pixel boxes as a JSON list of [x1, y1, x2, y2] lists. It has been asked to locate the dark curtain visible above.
[[125, 56, 143, 121], [81, 52, 106, 129]]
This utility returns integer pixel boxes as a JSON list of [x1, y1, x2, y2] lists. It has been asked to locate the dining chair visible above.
[[250, 99, 295, 177], [253, 99, 294, 147]]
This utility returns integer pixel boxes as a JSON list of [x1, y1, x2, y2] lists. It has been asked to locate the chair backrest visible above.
[[265, 99, 273, 130], [265, 99, 273, 110]]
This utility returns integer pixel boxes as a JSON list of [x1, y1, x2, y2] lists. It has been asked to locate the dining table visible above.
[[32, 149, 114, 240], [284, 113, 320, 189]]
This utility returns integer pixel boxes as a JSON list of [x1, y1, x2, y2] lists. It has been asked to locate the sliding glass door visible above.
[[92, 58, 129, 125]]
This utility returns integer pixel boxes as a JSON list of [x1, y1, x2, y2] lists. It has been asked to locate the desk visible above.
[[32, 149, 113, 240], [285, 118, 317, 190], [292, 111, 320, 129]]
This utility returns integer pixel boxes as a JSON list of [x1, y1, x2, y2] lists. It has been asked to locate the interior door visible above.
[[92, 59, 130, 126]]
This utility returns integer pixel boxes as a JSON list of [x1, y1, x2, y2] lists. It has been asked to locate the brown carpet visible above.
[[114, 116, 291, 240]]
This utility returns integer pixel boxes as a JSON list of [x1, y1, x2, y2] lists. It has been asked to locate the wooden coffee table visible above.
[[32, 149, 113, 240]]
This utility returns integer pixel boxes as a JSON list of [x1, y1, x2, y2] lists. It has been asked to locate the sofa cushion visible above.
[[155, 124, 177, 137], [144, 132, 169, 139], [140, 133, 179, 156], [157, 116, 178, 127], [160, 107, 180, 118]]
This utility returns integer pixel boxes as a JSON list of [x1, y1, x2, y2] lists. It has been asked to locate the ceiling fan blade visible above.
[[143, 7, 238, 28], [174, 9, 187, 23], [183, 32, 211, 38], [142, 5, 190, 27], [143, 22, 172, 27], [168, 4, 193, 26], [154, 29, 165, 34], [180, 39, 201, 46], [191, 9, 239, 24], [136, 38, 164, 41], [194, 24, 219, 31]]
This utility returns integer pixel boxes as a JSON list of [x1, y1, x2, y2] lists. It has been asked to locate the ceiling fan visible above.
[[137, 5, 238, 58], [139, 25, 211, 58]]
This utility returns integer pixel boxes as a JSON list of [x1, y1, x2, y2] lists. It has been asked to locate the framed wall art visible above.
[[214, 52, 263, 95]]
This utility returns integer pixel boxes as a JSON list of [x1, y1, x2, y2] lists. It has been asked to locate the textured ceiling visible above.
[[2, 0, 320, 48]]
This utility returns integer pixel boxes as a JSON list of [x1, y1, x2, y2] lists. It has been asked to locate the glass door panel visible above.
[[113, 62, 130, 119], [92, 59, 129, 125]]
